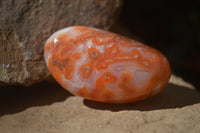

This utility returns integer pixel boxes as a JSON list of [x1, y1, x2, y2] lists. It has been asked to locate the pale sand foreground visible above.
[[0, 74, 200, 133]]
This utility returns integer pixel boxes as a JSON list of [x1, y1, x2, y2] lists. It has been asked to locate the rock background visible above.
[[0, 74, 200, 133], [0, 0, 122, 86]]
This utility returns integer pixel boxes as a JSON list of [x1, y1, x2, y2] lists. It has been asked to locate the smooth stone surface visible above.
[[44, 26, 171, 103]]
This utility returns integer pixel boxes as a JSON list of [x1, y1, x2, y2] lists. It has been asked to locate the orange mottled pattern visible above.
[[44, 26, 171, 103]]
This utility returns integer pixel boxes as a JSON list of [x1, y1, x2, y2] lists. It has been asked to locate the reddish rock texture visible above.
[[0, 0, 122, 86], [44, 26, 170, 103]]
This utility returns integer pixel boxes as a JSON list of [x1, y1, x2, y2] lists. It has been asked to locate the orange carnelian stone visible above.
[[44, 26, 171, 103]]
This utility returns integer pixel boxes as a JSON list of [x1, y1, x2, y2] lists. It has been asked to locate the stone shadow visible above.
[[1, 82, 199, 116], [84, 83, 200, 111], [0, 82, 72, 117]]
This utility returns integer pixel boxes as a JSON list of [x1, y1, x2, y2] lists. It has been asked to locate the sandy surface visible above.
[[0, 74, 200, 133]]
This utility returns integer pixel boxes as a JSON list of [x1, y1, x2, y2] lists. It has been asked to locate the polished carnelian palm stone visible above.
[[44, 26, 171, 103]]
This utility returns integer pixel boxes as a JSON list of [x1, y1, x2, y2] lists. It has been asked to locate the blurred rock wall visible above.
[[0, 0, 122, 86]]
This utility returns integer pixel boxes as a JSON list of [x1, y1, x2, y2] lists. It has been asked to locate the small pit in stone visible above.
[[91, 52, 98, 59]]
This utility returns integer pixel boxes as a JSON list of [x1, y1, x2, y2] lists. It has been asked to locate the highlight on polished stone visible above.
[[44, 26, 171, 103]]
